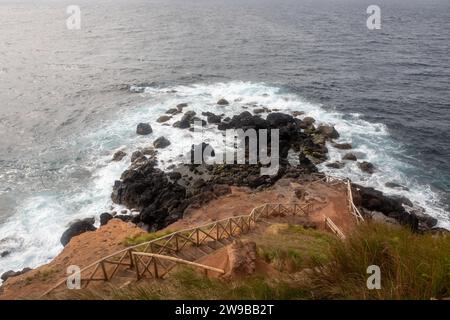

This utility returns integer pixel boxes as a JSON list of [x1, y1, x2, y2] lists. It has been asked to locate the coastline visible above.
[[1, 103, 446, 299]]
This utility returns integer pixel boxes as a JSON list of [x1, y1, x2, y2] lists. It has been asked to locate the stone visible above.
[[333, 143, 352, 150], [343, 153, 357, 161], [136, 123, 153, 135], [153, 136, 171, 149], [112, 150, 127, 161], [358, 161, 375, 174], [157, 115, 171, 123], [60, 218, 96, 246], [217, 98, 230, 106]]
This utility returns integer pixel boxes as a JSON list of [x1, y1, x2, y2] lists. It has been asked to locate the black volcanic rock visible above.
[[60, 218, 97, 246], [136, 123, 153, 135]]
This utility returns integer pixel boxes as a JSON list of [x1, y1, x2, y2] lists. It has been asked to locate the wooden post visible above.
[[175, 234, 179, 252], [100, 261, 108, 281], [153, 259, 159, 278], [134, 255, 140, 280]]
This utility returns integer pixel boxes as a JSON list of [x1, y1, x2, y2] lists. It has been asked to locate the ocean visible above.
[[0, 0, 449, 275]]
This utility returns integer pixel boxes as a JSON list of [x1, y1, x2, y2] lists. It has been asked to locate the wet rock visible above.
[[176, 103, 188, 111], [111, 161, 187, 229], [168, 171, 182, 181], [326, 161, 345, 169], [352, 184, 418, 231], [343, 153, 357, 161], [1, 251, 10, 258], [217, 98, 229, 106], [157, 115, 171, 123], [266, 112, 295, 127], [173, 111, 196, 129], [1, 267, 32, 282], [253, 108, 266, 114], [202, 112, 221, 124], [153, 136, 171, 149], [385, 182, 409, 191], [141, 147, 157, 157], [131, 150, 145, 163], [100, 212, 113, 226], [302, 117, 316, 126], [136, 123, 153, 135], [112, 150, 127, 161], [60, 218, 96, 246], [165, 108, 179, 115], [292, 111, 305, 117], [317, 125, 340, 140], [333, 143, 352, 150], [403, 204, 438, 229], [358, 161, 375, 174]]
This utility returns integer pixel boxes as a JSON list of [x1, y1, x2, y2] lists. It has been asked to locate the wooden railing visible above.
[[42, 202, 311, 297], [313, 173, 365, 224], [324, 216, 346, 240]]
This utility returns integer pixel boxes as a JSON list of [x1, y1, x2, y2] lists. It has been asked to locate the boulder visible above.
[[1, 267, 32, 282], [176, 103, 188, 111], [60, 218, 96, 246], [157, 115, 171, 123], [99, 212, 113, 226], [131, 150, 145, 163], [112, 150, 127, 161], [136, 123, 153, 135], [292, 111, 305, 117], [358, 161, 375, 174], [343, 153, 357, 161], [385, 182, 409, 191], [352, 184, 418, 231], [202, 112, 221, 124], [333, 143, 352, 150], [317, 125, 340, 140], [325, 161, 345, 169], [153, 136, 171, 149], [266, 112, 295, 127], [217, 98, 229, 106], [302, 117, 316, 126], [173, 111, 196, 129], [165, 108, 179, 115]]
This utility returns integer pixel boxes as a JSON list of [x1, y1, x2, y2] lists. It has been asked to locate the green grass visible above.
[[123, 229, 174, 247], [307, 222, 450, 300], [59, 222, 450, 300], [62, 268, 312, 300]]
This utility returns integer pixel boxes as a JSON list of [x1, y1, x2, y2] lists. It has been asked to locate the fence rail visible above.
[[42, 202, 311, 297]]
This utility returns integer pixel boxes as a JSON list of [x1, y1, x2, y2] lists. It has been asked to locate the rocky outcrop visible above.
[[317, 125, 339, 140], [136, 123, 153, 135], [112, 150, 127, 161], [217, 98, 229, 106], [153, 136, 171, 149], [352, 184, 419, 231], [333, 143, 352, 150], [326, 161, 345, 169], [1, 268, 32, 282], [225, 240, 257, 278], [343, 153, 357, 161], [358, 161, 375, 174], [100, 212, 113, 226], [60, 218, 97, 246], [157, 115, 171, 123]]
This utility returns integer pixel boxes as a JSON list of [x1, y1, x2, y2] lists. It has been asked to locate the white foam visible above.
[[1, 81, 448, 277]]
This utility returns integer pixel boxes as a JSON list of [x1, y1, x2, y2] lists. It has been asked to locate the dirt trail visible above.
[[0, 178, 355, 300]]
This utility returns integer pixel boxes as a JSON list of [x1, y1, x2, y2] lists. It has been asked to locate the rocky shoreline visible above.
[[0, 99, 443, 283]]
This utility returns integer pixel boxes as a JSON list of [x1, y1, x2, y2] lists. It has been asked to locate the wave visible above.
[[0, 81, 448, 277]]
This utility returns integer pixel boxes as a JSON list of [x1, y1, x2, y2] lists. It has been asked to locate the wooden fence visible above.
[[42, 202, 311, 297]]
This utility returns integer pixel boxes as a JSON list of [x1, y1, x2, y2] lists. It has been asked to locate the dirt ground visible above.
[[0, 178, 355, 300]]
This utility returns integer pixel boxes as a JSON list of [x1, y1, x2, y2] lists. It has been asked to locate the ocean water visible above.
[[0, 0, 449, 275]]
